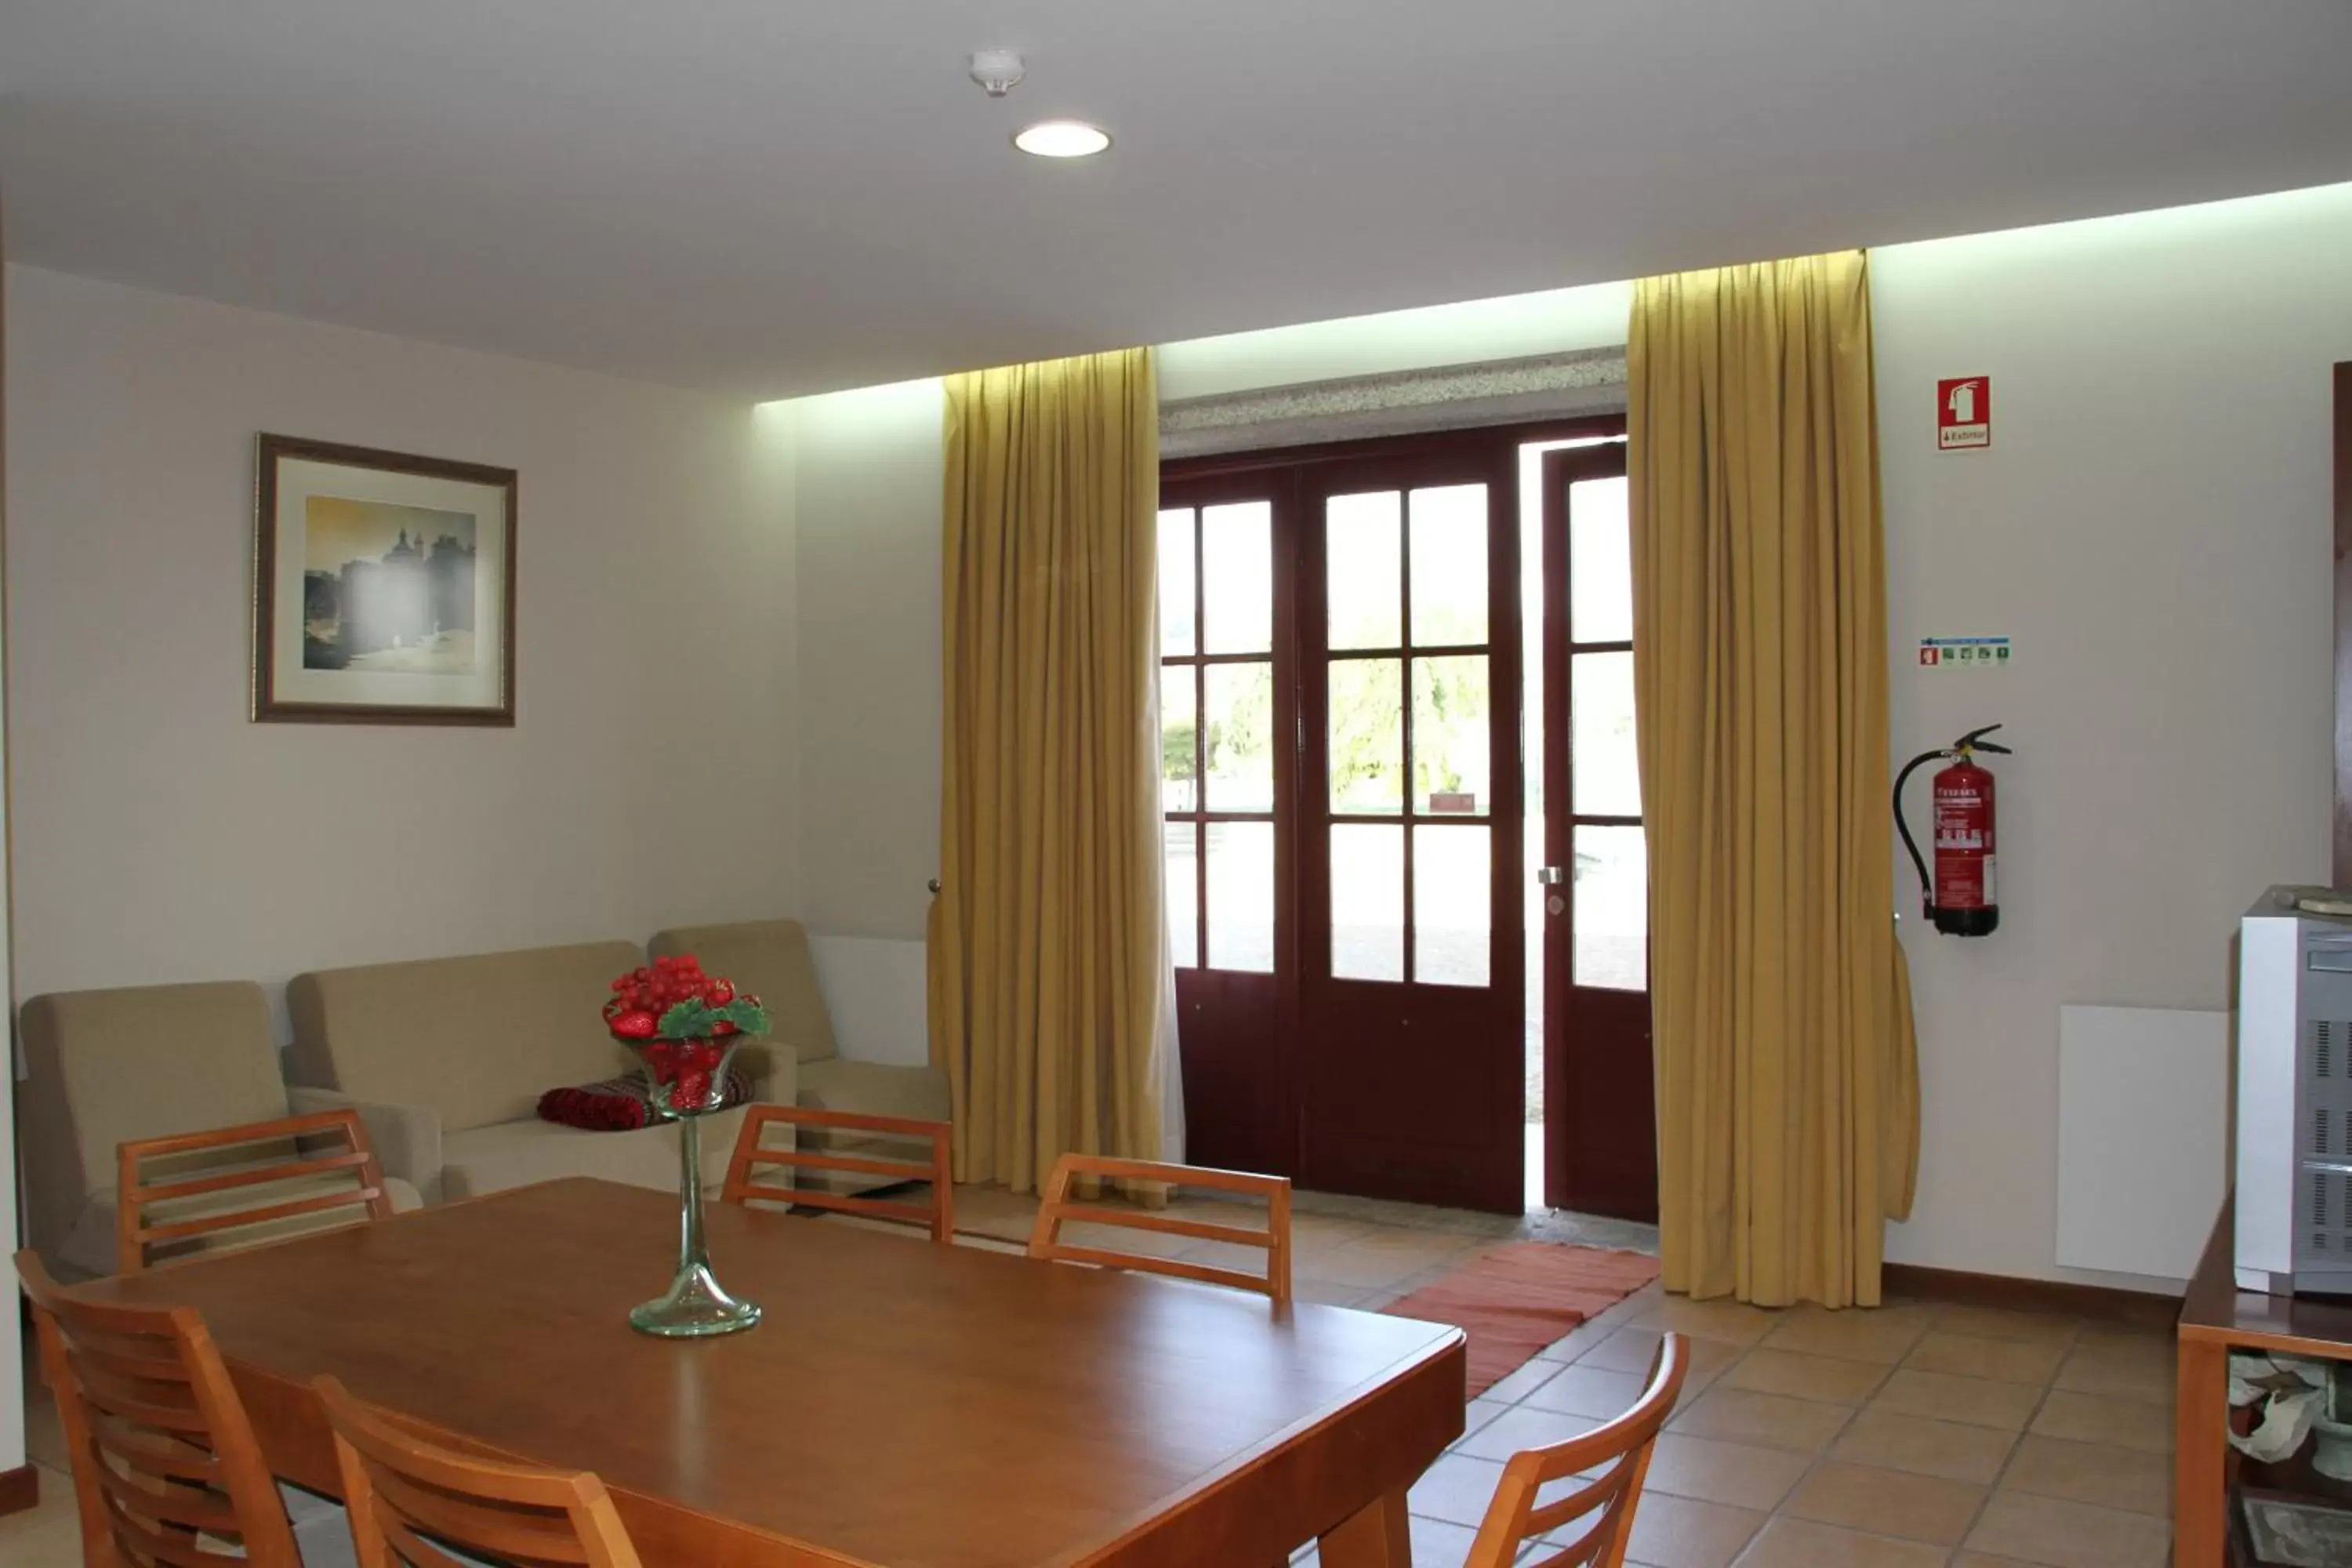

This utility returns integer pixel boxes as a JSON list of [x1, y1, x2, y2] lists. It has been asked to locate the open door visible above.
[[1539, 444, 1657, 1221]]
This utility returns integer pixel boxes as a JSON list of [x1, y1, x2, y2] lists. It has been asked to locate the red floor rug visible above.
[[1381, 1241, 1661, 1399]]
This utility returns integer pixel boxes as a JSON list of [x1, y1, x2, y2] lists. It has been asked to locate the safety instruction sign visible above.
[[1918, 637, 2010, 668], [1937, 376, 1991, 449]]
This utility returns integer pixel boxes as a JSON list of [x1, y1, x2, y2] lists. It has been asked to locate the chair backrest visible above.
[[16, 980, 289, 1269], [648, 920, 840, 1066], [1027, 1155, 1292, 1301], [16, 1248, 302, 1568], [318, 1374, 644, 1568], [720, 1105, 954, 1243], [118, 1107, 397, 1275], [1463, 1333, 1690, 1568]]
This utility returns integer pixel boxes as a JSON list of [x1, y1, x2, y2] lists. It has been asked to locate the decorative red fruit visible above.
[[705, 979, 735, 1006], [609, 1009, 658, 1040]]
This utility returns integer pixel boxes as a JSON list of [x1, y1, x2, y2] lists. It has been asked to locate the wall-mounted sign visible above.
[[1937, 376, 1991, 450], [1918, 637, 2010, 668]]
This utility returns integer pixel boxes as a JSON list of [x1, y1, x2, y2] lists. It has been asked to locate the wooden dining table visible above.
[[78, 1176, 1466, 1567]]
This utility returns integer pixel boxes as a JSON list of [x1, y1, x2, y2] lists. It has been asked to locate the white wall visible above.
[[791, 185, 2352, 1285], [5, 266, 802, 1020], [1873, 183, 2352, 1287], [791, 379, 944, 940]]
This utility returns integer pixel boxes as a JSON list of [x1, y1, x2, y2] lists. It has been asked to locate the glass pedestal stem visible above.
[[628, 1109, 762, 1338]]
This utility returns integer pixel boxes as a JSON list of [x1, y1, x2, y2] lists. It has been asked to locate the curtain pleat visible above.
[[929, 348, 1172, 1193], [1628, 253, 1919, 1307]]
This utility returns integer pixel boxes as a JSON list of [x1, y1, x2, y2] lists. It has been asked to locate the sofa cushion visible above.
[[17, 981, 291, 1269], [437, 1109, 746, 1203], [648, 920, 839, 1065], [286, 942, 646, 1134]]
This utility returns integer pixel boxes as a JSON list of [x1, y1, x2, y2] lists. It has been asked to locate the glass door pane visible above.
[[1414, 824, 1491, 986], [1409, 485, 1488, 644], [1203, 662, 1274, 811], [1330, 822, 1404, 980], [1330, 659, 1404, 813], [1569, 652, 1639, 815], [1572, 824, 1646, 990], [1201, 502, 1272, 654], [1167, 822, 1200, 969], [1568, 477, 1632, 642], [1327, 492, 1403, 649], [1412, 655, 1490, 815], [1159, 507, 1196, 655], [1206, 822, 1275, 972]]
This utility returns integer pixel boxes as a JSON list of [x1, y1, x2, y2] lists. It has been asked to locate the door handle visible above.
[[1535, 866, 1567, 885]]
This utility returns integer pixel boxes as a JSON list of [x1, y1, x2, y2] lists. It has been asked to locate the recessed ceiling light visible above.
[[1014, 120, 1111, 158]]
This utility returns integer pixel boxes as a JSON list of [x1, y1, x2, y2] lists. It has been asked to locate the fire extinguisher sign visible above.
[[1937, 376, 1991, 449]]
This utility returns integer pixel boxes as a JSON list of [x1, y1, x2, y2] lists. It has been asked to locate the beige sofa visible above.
[[16, 980, 423, 1279], [285, 940, 790, 1204]]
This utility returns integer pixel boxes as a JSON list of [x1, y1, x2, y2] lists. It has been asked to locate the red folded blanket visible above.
[[537, 1067, 753, 1131]]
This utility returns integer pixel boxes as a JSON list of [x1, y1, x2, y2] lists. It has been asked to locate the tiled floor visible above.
[[0, 1183, 2175, 1568], [1345, 1292, 2178, 1568]]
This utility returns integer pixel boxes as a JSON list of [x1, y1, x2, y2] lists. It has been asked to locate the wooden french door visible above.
[[1157, 472, 1294, 1178], [1539, 444, 1658, 1221], [1160, 430, 1534, 1213], [1295, 446, 1524, 1213]]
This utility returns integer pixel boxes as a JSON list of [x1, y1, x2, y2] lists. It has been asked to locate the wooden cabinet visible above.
[[2179, 1202, 2352, 1564]]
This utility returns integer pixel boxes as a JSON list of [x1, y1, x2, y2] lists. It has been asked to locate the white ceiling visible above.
[[4, 2, 2350, 400]]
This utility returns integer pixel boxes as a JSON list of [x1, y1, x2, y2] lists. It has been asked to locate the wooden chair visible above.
[[719, 1105, 955, 1243], [318, 1374, 644, 1568], [1461, 1334, 1690, 1568], [1026, 1154, 1293, 1302], [16, 1247, 304, 1568], [118, 1107, 396, 1275]]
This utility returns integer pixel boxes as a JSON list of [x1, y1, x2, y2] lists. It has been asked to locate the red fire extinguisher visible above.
[[1894, 724, 2010, 937]]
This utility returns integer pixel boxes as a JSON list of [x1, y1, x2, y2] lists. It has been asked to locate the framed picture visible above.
[[2240, 1486, 2352, 1567], [252, 434, 517, 724]]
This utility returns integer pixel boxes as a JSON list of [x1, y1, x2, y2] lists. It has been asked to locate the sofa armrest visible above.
[[732, 1041, 797, 1109], [288, 1085, 445, 1206]]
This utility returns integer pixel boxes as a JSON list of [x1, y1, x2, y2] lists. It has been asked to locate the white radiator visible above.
[[2054, 1004, 2229, 1280]]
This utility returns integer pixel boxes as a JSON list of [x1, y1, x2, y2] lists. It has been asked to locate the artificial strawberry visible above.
[[673, 1069, 712, 1110], [704, 979, 735, 1006], [609, 1009, 659, 1040]]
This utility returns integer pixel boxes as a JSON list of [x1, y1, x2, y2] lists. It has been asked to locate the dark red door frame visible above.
[[1162, 416, 1622, 1212], [1159, 465, 1300, 1180], [1539, 444, 1657, 1222]]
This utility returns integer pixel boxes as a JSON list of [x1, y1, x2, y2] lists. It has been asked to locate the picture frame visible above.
[[2239, 1486, 2352, 1567], [252, 434, 517, 725]]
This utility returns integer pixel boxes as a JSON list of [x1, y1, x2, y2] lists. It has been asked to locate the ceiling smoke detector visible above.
[[969, 49, 1025, 98]]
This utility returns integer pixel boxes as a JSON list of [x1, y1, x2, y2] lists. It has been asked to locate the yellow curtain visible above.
[[929, 347, 1169, 1192], [1628, 252, 1919, 1308]]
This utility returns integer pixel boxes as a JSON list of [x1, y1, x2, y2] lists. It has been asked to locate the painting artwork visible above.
[[254, 434, 516, 724]]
